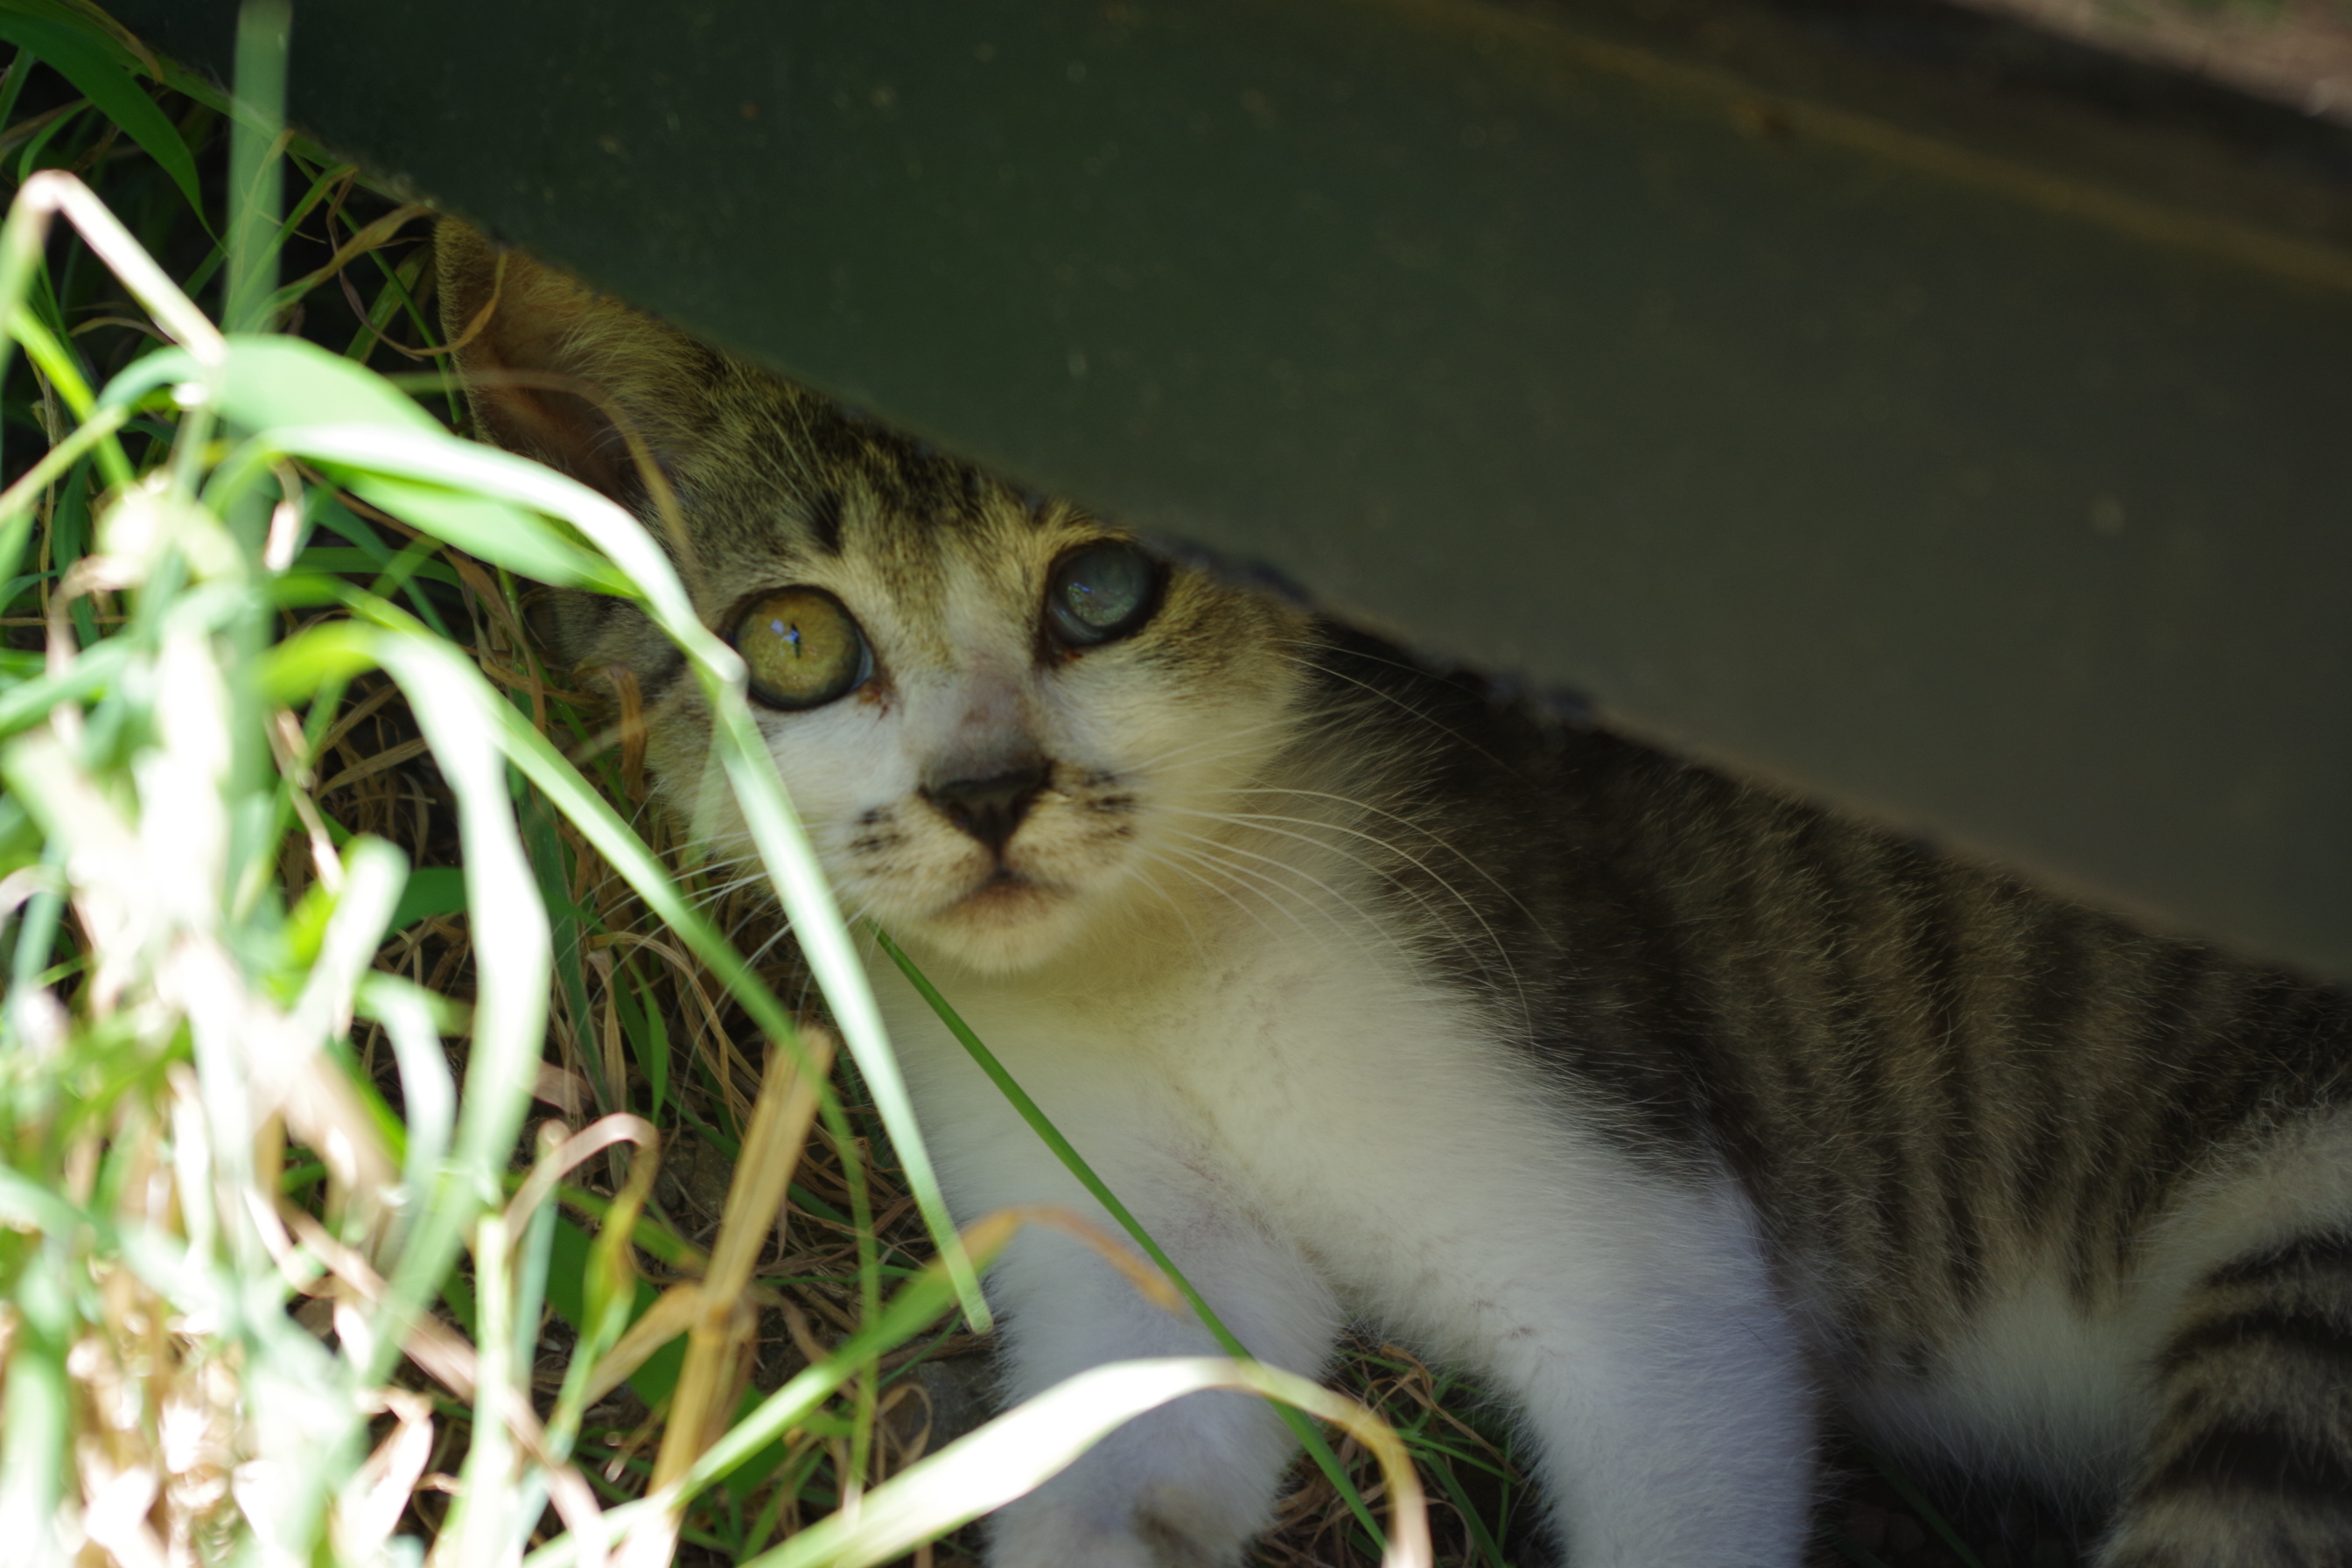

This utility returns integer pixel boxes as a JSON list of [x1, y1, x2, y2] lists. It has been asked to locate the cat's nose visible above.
[[924, 762, 1050, 857]]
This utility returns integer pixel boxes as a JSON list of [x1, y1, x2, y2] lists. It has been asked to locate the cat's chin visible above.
[[895, 872, 1094, 976]]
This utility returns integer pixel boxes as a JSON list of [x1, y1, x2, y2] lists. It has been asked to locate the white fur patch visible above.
[[875, 881, 1816, 1566]]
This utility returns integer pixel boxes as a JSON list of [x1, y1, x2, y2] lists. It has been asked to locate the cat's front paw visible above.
[[990, 1485, 1252, 1568]]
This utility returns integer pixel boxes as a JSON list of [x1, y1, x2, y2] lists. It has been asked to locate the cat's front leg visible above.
[[1510, 1292, 1818, 1567], [970, 1144, 1343, 1568], [1438, 1180, 1817, 1567], [1515, 1269, 1824, 1560]]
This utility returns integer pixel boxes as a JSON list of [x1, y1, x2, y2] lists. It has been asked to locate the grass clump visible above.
[[0, 5, 1437, 1566]]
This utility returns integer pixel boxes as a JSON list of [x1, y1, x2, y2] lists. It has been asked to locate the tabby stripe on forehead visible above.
[[804, 487, 846, 555]]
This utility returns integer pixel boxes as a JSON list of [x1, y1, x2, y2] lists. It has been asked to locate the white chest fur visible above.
[[868, 916, 1816, 1567]]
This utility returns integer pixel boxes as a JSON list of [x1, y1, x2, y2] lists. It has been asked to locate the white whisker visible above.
[[1233, 786, 1551, 928], [1273, 638, 1536, 784], [1110, 849, 1215, 972], [1143, 840, 1334, 963], [1152, 831, 1386, 972], [1167, 803, 1535, 1031]]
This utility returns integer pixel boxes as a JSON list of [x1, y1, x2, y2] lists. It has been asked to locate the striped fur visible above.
[[442, 226, 2352, 1566], [1321, 624, 2352, 1560]]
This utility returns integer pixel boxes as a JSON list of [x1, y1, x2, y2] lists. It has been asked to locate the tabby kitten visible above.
[[439, 224, 2352, 1568]]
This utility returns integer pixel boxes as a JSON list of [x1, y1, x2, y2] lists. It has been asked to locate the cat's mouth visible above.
[[885, 858, 1092, 973], [948, 867, 1060, 917], [911, 868, 1077, 950]]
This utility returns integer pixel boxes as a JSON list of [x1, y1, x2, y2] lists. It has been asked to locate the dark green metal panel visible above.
[[123, 0, 2352, 976]]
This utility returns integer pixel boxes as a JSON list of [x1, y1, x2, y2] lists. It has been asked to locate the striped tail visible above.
[[2099, 1229, 2352, 1566]]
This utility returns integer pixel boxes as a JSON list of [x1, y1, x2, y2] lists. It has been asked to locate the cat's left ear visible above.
[[435, 218, 706, 508]]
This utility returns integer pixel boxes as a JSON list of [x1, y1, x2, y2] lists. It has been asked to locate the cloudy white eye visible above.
[[1045, 540, 1160, 648], [733, 587, 873, 710]]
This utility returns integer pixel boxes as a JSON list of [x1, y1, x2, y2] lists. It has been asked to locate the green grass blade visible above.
[[444, 1212, 521, 1567], [1430, 1450, 1510, 1568], [0, 11, 206, 226], [0, 46, 31, 130], [0, 629, 125, 738], [224, 0, 287, 330], [0, 1253, 72, 1561], [323, 625, 553, 1388], [357, 971, 456, 1248], [6, 309, 135, 486], [751, 1356, 1429, 1568], [523, 1233, 1012, 1568], [0, 402, 130, 579]]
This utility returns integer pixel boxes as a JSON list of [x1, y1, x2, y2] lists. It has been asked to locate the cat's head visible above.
[[438, 224, 1315, 976]]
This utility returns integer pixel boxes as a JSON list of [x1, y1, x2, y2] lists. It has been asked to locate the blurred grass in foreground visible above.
[[0, 4, 1438, 1565]]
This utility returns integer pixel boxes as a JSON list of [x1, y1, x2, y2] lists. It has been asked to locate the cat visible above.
[[438, 221, 2352, 1568]]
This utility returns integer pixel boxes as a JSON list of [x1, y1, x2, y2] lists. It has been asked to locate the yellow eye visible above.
[[732, 587, 872, 710]]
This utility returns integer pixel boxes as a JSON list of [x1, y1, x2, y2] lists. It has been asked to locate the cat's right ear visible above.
[[435, 219, 698, 507]]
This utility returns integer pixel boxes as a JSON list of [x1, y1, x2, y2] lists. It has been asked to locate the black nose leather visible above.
[[926, 764, 1049, 855]]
